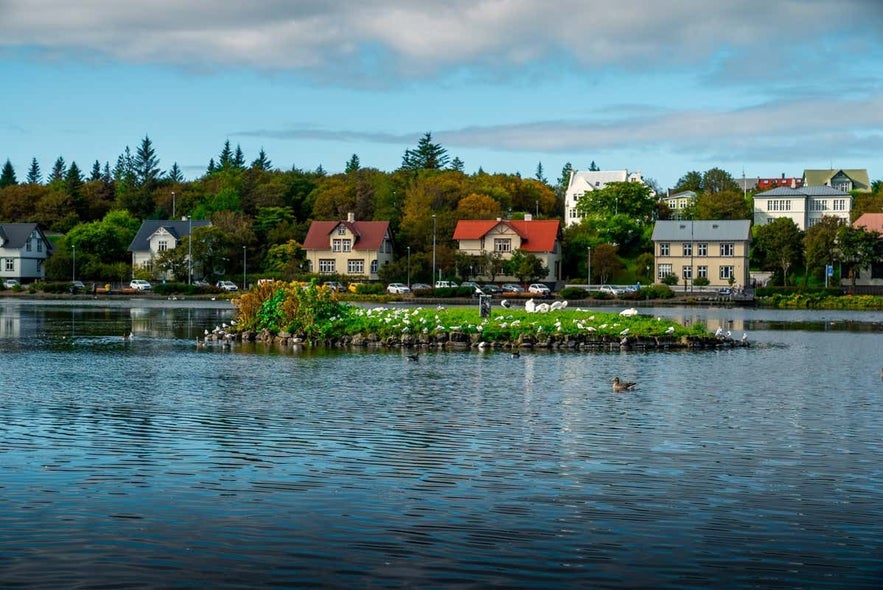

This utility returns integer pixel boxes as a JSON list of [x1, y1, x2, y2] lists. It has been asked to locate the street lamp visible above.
[[407, 246, 411, 288], [72, 244, 76, 282], [587, 246, 591, 288], [187, 216, 192, 285], [432, 214, 437, 286], [171, 191, 176, 218], [242, 246, 247, 290]]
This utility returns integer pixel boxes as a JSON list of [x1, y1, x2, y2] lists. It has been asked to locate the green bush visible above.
[[560, 286, 590, 300], [352, 282, 385, 295], [661, 274, 679, 286], [692, 276, 710, 287]]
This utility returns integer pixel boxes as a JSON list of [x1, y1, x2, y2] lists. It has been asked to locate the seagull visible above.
[[741, 332, 748, 342], [500, 299, 511, 308], [407, 353, 419, 362], [715, 327, 724, 337], [619, 327, 630, 336], [619, 308, 639, 317], [665, 326, 676, 334], [611, 377, 637, 392]]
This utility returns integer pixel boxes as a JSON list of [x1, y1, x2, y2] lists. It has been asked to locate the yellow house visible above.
[[303, 213, 393, 280], [651, 220, 751, 289]]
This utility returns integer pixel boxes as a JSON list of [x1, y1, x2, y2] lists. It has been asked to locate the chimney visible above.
[[347, 212, 355, 223]]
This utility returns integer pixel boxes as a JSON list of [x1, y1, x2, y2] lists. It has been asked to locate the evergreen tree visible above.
[[233, 145, 246, 169], [134, 135, 161, 187], [65, 161, 87, 218], [449, 157, 465, 172], [90, 160, 102, 181], [26, 158, 41, 184], [589, 160, 600, 171], [251, 148, 272, 171], [535, 162, 547, 184], [0, 159, 17, 188], [102, 162, 112, 183], [218, 140, 233, 169], [401, 132, 449, 170], [345, 154, 361, 174], [168, 162, 184, 183], [207, 158, 217, 174], [50, 156, 66, 182]]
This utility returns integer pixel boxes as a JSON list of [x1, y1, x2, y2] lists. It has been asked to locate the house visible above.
[[128, 219, 212, 279], [452, 216, 561, 282], [846, 213, 883, 290], [303, 213, 393, 280], [0, 223, 53, 283], [757, 174, 803, 190], [564, 169, 653, 227], [753, 186, 852, 230], [660, 190, 697, 220], [651, 220, 751, 289], [803, 168, 871, 193]]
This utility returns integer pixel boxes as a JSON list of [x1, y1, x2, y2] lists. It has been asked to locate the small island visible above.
[[226, 281, 746, 352]]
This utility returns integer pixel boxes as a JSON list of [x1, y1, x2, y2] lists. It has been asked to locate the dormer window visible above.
[[337, 225, 346, 235]]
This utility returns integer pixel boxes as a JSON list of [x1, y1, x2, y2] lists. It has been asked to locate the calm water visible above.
[[1, 299, 881, 588]]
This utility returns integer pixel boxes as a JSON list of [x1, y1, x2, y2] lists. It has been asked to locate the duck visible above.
[[611, 377, 637, 392], [407, 353, 419, 362], [510, 350, 521, 358]]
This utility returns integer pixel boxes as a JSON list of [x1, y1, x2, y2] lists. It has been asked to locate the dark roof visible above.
[[0, 223, 52, 252], [754, 186, 851, 198], [303, 220, 391, 251], [128, 219, 212, 252]]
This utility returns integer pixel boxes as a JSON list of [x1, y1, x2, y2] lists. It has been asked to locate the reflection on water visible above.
[[1, 299, 882, 588]]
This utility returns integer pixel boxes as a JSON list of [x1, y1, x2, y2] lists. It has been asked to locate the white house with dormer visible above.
[[564, 169, 654, 227], [0, 223, 53, 282], [753, 186, 852, 230], [128, 219, 212, 279]]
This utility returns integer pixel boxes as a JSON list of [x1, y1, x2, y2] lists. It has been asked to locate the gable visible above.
[[453, 219, 560, 252], [303, 220, 390, 251]]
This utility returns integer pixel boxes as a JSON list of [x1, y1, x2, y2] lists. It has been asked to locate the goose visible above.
[[611, 377, 637, 392]]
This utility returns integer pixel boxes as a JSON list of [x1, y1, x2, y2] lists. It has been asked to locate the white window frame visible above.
[[659, 243, 670, 256], [720, 266, 734, 280], [657, 263, 672, 279], [720, 243, 734, 257], [319, 259, 335, 273], [494, 238, 511, 253], [347, 259, 364, 274]]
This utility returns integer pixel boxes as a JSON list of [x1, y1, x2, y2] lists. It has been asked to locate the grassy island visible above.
[[229, 281, 743, 352]]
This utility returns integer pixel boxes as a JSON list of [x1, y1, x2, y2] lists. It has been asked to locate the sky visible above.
[[2, 0, 883, 191]]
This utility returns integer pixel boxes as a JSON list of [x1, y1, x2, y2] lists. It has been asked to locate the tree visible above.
[[575, 181, 656, 224], [134, 135, 161, 187], [26, 158, 41, 184], [449, 157, 464, 172], [482, 251, 505, 282], [837, 225, 883, 288], [233, 145, 246, 169], [456, 193, 501, 220], [590, 243, 622, 284], [701, 168, 740, 194], [90, 160, 102, 181], [753, 218, 804, 285], [589, 160, 600, 171], [217, 140, 234, 170], [535, 162, 547, 184], [694, 190, 751, 220], [674, 170, 703, 193], [505, 249, 547, 284], [401, 132, 449, 170], [168, 162, 184, 183], [803, 216, 843, 284], [251, 148, 272, 171], [49, 157, 66, 183], [0, 159, 17, 188], [345, 154, 361, 174]]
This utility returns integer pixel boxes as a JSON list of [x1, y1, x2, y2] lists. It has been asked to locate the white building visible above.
[[753, 186, 852, 230], [564, 169, 653, 227]]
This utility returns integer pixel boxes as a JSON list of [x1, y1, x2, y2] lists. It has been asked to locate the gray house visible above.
[[128, 219, 211, 280], [0, 223, 53, 283]]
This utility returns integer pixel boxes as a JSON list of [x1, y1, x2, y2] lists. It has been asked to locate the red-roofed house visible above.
[[854, 213, 883, 234], [453, 216, 561, 282], [848, 213, 883, 291], [303, 213, 393, 279]]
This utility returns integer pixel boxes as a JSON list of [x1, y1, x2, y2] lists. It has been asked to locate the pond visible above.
[[1, 299, 881, 588]]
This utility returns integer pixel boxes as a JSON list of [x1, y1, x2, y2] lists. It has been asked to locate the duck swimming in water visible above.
[[611, 377, 637, 392]]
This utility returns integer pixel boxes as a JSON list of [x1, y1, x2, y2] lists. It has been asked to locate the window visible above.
[[768, 199, 793, 212], [494, 238, 511, 252], [342, 239, 352, 252], [697, 265, 708, 278], [337, 225, 346, 235], [682, 243, 692, 257], [26, 238, 32, 252], [720, 266, 734, 280], [833, 199, 847, 211], [697, 243, 707, 256], [37, 240, 43, 252], [5, 259, 13, 271], [332, 239, 342, 252], [811, 200, 828, 211], [682, 265, 692, 279], [657, 263, 672, 279], [659, 243, 670, 256], [319, 259, 335, 273], [158, 240, 168, 252], [370, 260, 378, 274], [720, 243, 734, 257], [348, 259, 364, 274]]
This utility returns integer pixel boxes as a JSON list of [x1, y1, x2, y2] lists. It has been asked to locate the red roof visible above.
[[453, 219, 560, 252], [853, 213, 883, 234], [303, 220, 390, 251]]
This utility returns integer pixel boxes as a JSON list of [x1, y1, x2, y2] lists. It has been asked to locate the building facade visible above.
[[803, 169, 870, 193], [651, 220, 751, 289], [303, 213, 393, 280], [0, 223, 53, 282], [128, 219, 212, 279], [564, 169, 652, 227], [453, 216, 561, 282], [753, 186, 852, 230]]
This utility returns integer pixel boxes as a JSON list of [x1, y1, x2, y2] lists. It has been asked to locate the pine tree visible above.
[[65, 161, 87, 218], [50, 156, 66, 182], [251, 148, 272, 171], [168, 162, 184, 183], [218, 140, 233, 169], [134, 135, 161, 187], [0, 159, 17, 188], [345, 154, 361, 174], [207, 158, 217, 174], [449, 157, 465, 172], [26, 158, 41, 184], [401, 132, 449, 170], [233, 145, 246, 169], [535, 162, 547, 184], [589, 160, 600, 171], [90, 160, 102, 181]]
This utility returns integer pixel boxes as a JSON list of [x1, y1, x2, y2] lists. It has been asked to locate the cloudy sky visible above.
[[2, 0, 882, 189]]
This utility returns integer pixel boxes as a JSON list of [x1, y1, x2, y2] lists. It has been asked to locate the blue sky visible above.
[[2, 0, 882, 190]]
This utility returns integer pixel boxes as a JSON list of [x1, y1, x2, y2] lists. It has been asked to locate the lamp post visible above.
[[187, 216, 192, 285], [72, 244, 76, 283], [242, 246, 247, 290], [171, 191, 176, 218], [432, 214, 437, 286], [587, 246, 591, 288], [407, 246, 411, 289]]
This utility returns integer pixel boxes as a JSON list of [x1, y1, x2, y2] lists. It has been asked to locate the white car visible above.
[[130, 279, 152, 291], [599, 285, 624, 296], [387, 282, 411, 294], [216, 280, 239, 292], [528, 283, 551, 296], [3, 278, 21, 289], [435, 281, 458, 288]]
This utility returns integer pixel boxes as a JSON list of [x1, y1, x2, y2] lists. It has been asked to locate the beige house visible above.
[[303, 213, 393, 280], [452, 216, 561, 282], [651, 220, 751, 289], [753, 186, 852, 230]]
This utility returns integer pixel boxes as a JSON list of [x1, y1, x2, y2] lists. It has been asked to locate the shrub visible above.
[[692, 276, 710, 287], [660, 274, 679, 286], [560, 286, 589, 300]]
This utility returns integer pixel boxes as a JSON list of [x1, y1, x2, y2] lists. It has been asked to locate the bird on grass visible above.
[[611, 377, 637, 392], [407, 353, 419, 362]]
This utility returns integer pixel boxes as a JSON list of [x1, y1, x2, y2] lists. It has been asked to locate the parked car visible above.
[[387, 282, 411, 294], [323, 281, 345, 292], [70, 280, 86, 292], [481, 284, 503, 295], [528, 283, 552, 297], [411, 283, 432, 291], [599, 285, 624, 296], [216, 280, 239, 292], [193, 279, 210, 287], [129, 279, 152, 291], [460, 281, 480, 290], [3, 278, 21, 289], [501, 283, 524, 293], [435, 280, 458, 288]]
